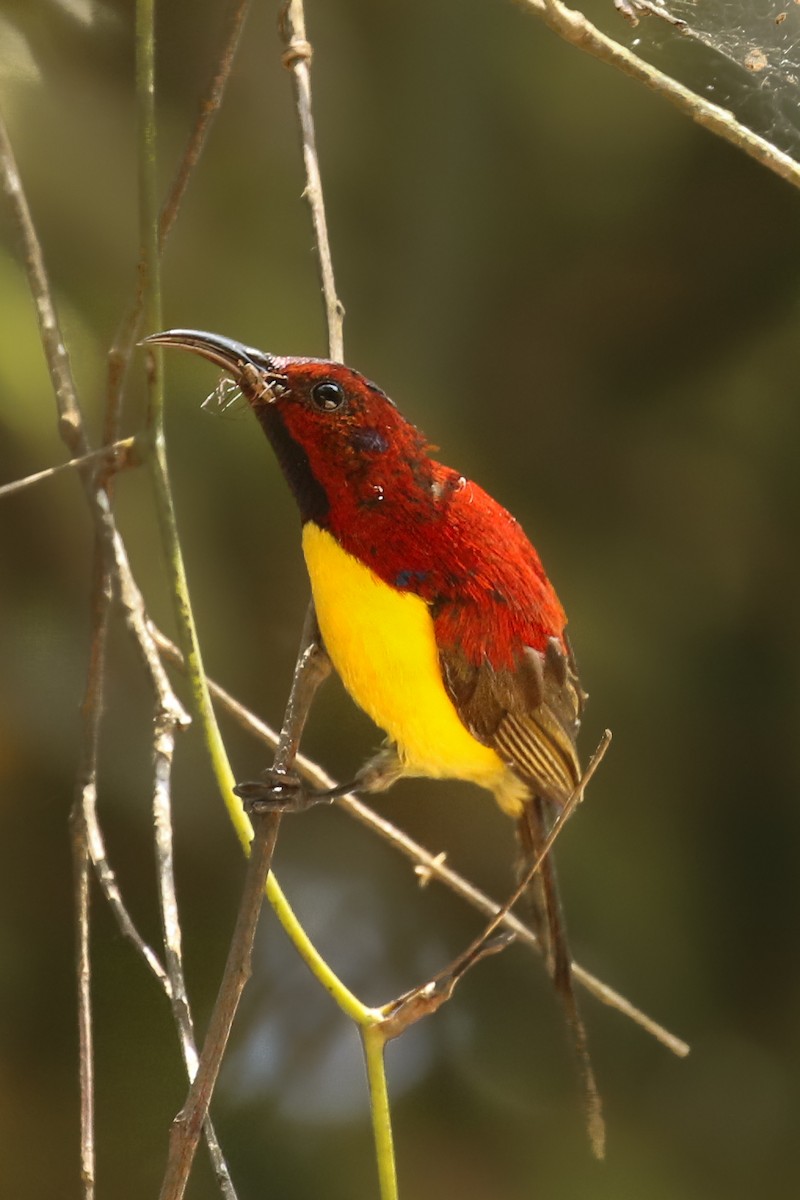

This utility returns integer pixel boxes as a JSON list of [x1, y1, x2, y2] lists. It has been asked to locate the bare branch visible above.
[[378, 932, 513, 1041], [151, 626, 690, 1060], [87, 797, 171, 989], [449, 732, 611, 972], [158, 818, 279, 1200], [518, 0, 800, 190], [0, 107, 88, 456], [106, 0, 252, 447], [70, 545, 116, 1200], [153, 716, 239, 1200], [280, 0, 345, 360], [158, 606, 328, 1200], [70, 805, 95, 1200], [0, 438, 137, 502], [0, 105, 189, 727], [160, 0, 252, 249]]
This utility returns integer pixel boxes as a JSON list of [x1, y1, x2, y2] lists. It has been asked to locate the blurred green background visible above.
[[2, 1, 800, 1197]]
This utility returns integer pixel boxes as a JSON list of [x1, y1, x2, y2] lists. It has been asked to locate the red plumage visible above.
[[256, 359, 569, 670]]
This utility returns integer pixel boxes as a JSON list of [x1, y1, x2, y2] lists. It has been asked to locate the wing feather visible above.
[[440, 634, 585, 806]]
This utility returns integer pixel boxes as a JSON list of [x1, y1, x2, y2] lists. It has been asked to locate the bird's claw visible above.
[[234, 767, 313, 814], [233, 767, 340, 814]]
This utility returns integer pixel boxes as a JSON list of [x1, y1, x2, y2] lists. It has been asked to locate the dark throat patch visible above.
[[257, 407, 330, 526]]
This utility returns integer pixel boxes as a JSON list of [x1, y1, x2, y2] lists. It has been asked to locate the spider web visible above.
[[621, 0, 800, 160]]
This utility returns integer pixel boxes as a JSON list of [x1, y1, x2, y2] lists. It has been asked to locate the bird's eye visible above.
[[311, 380, 345, 411]]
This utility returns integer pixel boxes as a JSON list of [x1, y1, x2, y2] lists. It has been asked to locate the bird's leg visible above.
[[236, 744, 404, 814], [351, 744, 405, 792], [234, 605, 333, 814]]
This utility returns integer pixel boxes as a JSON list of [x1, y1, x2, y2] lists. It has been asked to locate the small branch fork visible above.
[[380, 730, 613, 1042], [152, 624, 690, 1059]]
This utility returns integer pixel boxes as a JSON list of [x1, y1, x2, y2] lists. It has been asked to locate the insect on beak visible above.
[[143, 329, 285, 404]]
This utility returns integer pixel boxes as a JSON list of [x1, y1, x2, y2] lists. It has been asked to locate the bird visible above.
[[146, 328, 604, 1155]]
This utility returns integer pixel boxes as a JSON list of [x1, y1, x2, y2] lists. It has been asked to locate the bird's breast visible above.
[[301, 522, 510, 790]]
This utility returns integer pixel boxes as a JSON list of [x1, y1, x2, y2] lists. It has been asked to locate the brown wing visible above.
[[440, 635, 586, 806]]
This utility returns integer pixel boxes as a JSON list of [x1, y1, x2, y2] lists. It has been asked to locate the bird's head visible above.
[[145, 328, 434, 527]]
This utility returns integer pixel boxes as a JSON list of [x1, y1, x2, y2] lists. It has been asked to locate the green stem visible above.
[[136, 7, 394, 1194], [135, 0, 162, 429], [134, 0, 375, 1040], [362, 1025, 399, 1200]]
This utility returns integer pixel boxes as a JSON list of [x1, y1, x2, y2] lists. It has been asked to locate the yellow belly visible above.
[[302, 522, 511, 792]]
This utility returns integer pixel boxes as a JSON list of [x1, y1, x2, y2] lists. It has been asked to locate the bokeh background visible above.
[[2, 1, 800, 1197]]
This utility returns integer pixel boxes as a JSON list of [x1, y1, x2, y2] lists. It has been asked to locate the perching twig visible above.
[[150, 625, 690, 1060], [158, 609, 328, 1200], [158, 817, 280, 1200], [448, 731, 611, 974]]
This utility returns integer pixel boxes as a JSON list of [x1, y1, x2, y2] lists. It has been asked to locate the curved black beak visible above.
[[143, 329, 276, 378]]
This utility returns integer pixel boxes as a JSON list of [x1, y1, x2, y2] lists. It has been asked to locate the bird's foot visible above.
[[234, 767, 341, 815]]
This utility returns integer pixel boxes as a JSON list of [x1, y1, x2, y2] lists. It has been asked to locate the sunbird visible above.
[[148, 329, 604, 1155]]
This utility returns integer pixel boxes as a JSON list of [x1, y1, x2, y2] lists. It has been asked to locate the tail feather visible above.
[[517, 799, 606, 1160]]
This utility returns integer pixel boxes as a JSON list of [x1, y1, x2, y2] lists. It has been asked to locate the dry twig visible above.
[[158, 609, 328, 1200], [151, 625, 690, 1060], [520, 0, 800, 190]]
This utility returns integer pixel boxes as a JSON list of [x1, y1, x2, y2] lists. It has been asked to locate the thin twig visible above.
[[280, 0, 345, 360], [280, 15, 400, 1192], [377, 732, 611, 1159], [3, 20, 251, 1197], [158, 608, 329, 1200], [137, 4, 240, 1194], [70, 816, 94, 1200], [0, 107, 88, 457], [0, 105, 189, 725], [377, 933, 513, 1042], [160, 0, 252, 248], [150, 626, 690, 1059], [0, 438, 137, 502], [113, 529, 192, 723], [135, 18, 268, 1190], [442, 731, 611, 976], [518, 0, 800, 190], [2, 97, 195, 1197], [87, 796, 171, 989], [69, 543, 116, 1200], [106, 0, 252, 449], [159, 819, 279, 1200], [153, 716, 239, 1200], [136, 0, 162, 432]]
